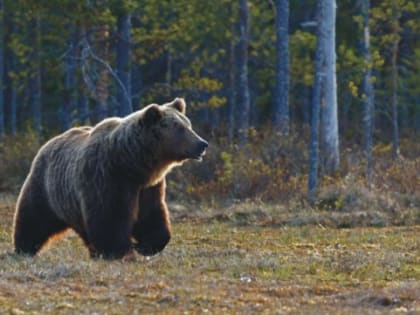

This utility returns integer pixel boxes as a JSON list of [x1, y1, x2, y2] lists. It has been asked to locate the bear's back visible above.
[[42, 126, 92, 159]]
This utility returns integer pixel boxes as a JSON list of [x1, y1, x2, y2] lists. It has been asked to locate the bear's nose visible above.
[[199, 140, 208, 151]]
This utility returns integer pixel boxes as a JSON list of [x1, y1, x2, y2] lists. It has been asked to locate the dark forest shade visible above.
[[116, 12, 132, 117], [8, 31, 17, 136], [62, 26, 78, 131], [31, 14, 42, 141], [0, 0, 4, 138]]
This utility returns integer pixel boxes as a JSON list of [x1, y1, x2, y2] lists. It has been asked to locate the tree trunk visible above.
[[166, 47, 172, 86], [301, 85, 311, 126], [415, 98, 420, 134], [62, 26, 77, 131], [0, 0, 4, 138], [320, 0, 339, 174], [95, 27, 110, 121], [237, 0, 250, 145], [131, 60, 142, 111], [227, 3, 236, 143], [273, 0, 289, 134], [308, 0, 324, 201], [8, 24, 17, 135], [361, 0, 375, 185], [78, 25, 90, 124], [116, 12, 132, 117], [210, 107, 220, 134], [228, 39, 236, 143], [31, 13, 42, 141], [340, 91, 351, 134], [78, 92, 89, 124], [391, 39, 399, 157], [10, 77, 17, 135]]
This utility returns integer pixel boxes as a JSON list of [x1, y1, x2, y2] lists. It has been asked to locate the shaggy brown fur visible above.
[[13, 98, 208, 259]]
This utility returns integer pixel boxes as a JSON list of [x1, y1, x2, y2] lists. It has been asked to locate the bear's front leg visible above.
[[86, 216, 132, 259], [83, 196, 134, 259], [133, 179, 171, 256]]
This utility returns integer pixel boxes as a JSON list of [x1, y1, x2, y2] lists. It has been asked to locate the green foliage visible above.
[[0, 0, 419, 218], [1, 0, 419, 136], [290, 30, 316, 86], [369, 0, 420, 106], [131, 0, 233, 108]]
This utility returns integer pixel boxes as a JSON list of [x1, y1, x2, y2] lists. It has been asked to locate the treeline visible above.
[[0, 0, 419, 195]]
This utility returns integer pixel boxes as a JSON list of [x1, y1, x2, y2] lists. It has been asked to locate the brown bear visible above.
[[13, 98, 207, 259]]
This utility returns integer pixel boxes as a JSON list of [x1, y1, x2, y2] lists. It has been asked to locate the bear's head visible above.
[[141, 98, 208, 163]]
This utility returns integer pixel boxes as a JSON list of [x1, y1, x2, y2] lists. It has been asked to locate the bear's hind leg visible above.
[[14, 198, 68, 256]]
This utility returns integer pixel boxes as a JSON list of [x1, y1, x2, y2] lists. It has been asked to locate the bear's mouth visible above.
[[193, 149, 206, 162]]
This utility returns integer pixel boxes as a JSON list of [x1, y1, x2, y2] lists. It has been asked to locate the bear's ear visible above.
[[168, 98, 186, 114], [143, 104, 163, 127]]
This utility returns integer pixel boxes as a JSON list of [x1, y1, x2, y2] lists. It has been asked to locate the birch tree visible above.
[[273, 0, 289, 134], [320, 0, 339, 174], [309, 0, 339, 199]]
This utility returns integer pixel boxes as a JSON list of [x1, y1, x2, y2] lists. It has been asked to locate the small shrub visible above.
[[168, 127, 419, 227], [0, 132, 41, 191], [168, 127, 309, 203], [0, 127, 418, 228]]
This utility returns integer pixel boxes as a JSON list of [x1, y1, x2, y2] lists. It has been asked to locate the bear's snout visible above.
[[193, 139, 208, 161], [198, 140, 208, 152]]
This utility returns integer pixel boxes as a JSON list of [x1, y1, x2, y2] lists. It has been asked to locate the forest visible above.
[[0, 0, 419, 314], [0, 0, 419, 197]]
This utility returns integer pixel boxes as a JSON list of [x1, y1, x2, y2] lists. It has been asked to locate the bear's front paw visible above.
[[133, 244, 162, 256], [133, 238, 170, 256]]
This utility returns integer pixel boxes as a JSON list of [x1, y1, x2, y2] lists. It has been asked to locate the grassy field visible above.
[[0, 194, 419, 314]]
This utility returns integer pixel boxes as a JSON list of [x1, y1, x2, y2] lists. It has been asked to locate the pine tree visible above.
[[237, 0, 250, 145]]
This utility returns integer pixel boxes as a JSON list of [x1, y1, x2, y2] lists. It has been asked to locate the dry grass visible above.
[[0, 194, 419, 314]]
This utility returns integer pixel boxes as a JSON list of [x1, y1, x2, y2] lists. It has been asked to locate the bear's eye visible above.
[[176, 126, 185, 135]]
